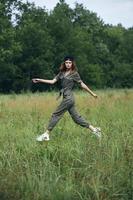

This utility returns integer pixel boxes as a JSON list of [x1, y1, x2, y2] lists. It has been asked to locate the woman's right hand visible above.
[[32, 78, 40, 83]]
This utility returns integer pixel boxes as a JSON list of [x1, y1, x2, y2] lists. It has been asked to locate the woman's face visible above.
[[65, 60, 72, 70]]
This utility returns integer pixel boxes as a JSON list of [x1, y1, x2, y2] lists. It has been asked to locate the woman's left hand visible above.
[[93, 93, 98, 98]]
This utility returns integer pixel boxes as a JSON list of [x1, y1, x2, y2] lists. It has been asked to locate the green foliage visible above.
[[112, 63, 133, 88], [119, 28, 133, 63], [0, 0, 133, 93]]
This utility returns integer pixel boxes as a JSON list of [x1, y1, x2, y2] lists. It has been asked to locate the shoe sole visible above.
[[36, 136, 50, 142], [92, 130, 101, 138]]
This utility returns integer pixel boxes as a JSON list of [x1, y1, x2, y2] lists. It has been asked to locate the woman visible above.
[[32, 56, 101, 141]]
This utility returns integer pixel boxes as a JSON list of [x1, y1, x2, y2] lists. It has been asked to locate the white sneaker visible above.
[[92, 127, 101, 138], [36, 132, 50, 142]]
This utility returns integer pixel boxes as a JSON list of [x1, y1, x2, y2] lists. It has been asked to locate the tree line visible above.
[[0, 0, 133, 93]]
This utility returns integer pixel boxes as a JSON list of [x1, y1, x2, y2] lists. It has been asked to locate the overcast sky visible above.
[[23, 0, 133, 28]]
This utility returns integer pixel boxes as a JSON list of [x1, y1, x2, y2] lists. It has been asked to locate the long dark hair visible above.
[[59, 60, 77, 73]]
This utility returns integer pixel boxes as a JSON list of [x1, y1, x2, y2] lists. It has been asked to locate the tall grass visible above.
[[0, 89, 132, 200]]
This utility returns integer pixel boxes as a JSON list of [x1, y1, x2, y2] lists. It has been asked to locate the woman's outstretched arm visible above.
[[32, 78, 57, 85], [80, 82, 97, 98]]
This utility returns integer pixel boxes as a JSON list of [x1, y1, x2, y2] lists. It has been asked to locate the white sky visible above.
[[23, 0, 133, 28]]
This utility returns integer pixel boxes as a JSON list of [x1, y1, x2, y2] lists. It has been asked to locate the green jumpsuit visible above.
[[47, 71, 90, 131]]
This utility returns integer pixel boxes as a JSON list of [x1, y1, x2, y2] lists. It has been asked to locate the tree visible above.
[[119, 28, 133, 63], [13, 3, 55, 92], [0, 0, 22, 92], [47, 0, 74, 70], [0, 0, 133, 92]]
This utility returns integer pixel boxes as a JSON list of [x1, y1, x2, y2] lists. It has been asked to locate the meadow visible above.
[[0, 89, 132, 200]]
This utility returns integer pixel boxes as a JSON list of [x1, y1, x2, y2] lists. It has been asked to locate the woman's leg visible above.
[[47, 99, 69, 131], [68, 105, 101, 137], [68, 104, 90, 128], [36, 99, 68, 141]]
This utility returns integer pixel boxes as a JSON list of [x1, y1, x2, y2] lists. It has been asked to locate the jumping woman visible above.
[[32, 56, 101, 141]]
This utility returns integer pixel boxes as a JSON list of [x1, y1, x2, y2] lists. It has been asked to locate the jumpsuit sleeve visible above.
[[73, 72, 83, 84], [54, 72, 62, 81]]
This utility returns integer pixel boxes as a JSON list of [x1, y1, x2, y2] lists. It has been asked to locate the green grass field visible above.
[[0, 89, 132, 200]]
